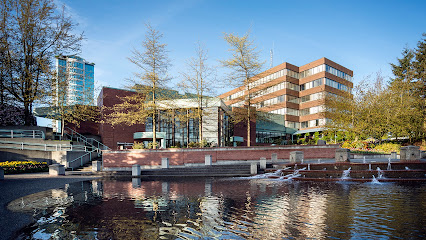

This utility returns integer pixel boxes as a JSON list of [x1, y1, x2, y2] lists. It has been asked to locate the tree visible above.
[[0, 0, 83, 125], [108, 23, 171, 149], [179, 42, 215, 146], [221, 30, 264, 146], [323, 74, 390, 142], [389, 35, 426, 141], [46, 65, 98, 136]]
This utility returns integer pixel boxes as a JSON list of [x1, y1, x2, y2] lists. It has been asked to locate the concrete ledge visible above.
[[49, 164, 65, 176]]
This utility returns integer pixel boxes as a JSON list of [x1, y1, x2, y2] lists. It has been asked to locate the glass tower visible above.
[[53, 55, 95, 132], [56, 55, 95, 105]]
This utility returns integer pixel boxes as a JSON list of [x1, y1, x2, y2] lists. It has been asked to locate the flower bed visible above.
[[0, 161, 48, 174]]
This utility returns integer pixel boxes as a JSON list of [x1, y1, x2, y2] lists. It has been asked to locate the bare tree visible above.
[[0, 0, 83, 125], [179, 42, 215, 146], [108, 23, 171, 149], [220, 30, 264, 146]]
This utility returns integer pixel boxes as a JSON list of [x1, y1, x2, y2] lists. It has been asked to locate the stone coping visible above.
[[103, 144, 340, 153]]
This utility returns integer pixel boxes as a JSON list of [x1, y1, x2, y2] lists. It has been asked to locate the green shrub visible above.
[[188, 142, 198, 148], [374, 143, 401, 154], [133, 142, 145, 149], [147, 142, 159, 149]]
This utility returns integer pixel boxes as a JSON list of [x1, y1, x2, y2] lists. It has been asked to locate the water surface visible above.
[[9, 178, 426, 239]]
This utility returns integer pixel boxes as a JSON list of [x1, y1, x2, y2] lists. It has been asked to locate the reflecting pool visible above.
[[9, 178, 426, 239]]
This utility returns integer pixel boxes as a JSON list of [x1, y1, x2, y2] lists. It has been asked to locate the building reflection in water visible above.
[[10, 178, 426, 239]]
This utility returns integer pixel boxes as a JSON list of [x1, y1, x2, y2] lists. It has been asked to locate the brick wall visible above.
[[99, 87, 145, 150], [103, 145, 339, 168]]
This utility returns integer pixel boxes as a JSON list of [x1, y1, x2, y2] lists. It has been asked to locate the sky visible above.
[[57, 0, 426, 96]]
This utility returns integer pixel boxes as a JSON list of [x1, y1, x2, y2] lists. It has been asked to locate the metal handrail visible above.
[[67, 149, 98, 170], [65, 127, 110, 150], [0, 129, 45, 139], [0, 140, 88, 151]]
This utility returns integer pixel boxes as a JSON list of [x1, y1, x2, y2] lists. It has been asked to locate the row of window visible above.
[[300, 118, 326, 129], [286, 121, 299, 129], [300, 78, 323, 91], [228, 77, 349, 103], [270, 107, 299, 116], [268, 104, 325, 117], [248, 68, 299, 89], [325, 65, 352, 81], [256, 131, 287, 144], [299, 105, 324, 116], [300, 92, 324, 103], [325, 78, 350, 92], [225, 63, 352, 102]]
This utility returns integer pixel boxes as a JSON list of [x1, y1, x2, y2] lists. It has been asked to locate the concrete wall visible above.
[[0, 148, 95, 168], [52, 150, 96, 169], [0, 149, 52, 163], [103, 144, 339, 169]]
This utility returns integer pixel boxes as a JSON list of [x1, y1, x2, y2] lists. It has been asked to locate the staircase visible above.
[[139, 164, 263, 177], [62, 127, 110, 171]]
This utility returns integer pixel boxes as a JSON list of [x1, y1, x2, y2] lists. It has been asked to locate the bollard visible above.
[[0, 167, 4, 180], [289, 151, 304, 163], [49, 164, 65, 176], [162, 158, 169, 169], [271, 153, 278, 162], [250, 163, 258, 175], [260, 157, 267, 169], [205, 155, 212, 166], [335, 148, 350, 162], [132, 164, 141, 176], [400, 146, 420, 162], [92, 161, 102, 172]]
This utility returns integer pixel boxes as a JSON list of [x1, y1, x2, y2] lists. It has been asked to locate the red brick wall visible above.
[[103, 145, 339, 168], [99, 87, 145, 150]]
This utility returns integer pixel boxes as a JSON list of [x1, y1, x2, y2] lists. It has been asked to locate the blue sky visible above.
[[58, 0, 426, 96]]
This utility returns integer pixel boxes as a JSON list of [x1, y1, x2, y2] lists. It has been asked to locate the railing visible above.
[[0, 129, 45, 139], [64, 127, 110, 150], [0, 140, 88, 151], [67, 149, 98, 170]]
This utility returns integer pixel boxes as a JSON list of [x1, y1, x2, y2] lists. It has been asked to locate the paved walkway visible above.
[[0, 172, 99, 240]]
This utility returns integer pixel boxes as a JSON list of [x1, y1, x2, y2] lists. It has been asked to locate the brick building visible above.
[[97, 87, 232, 149], [218, 57, 353, 143]]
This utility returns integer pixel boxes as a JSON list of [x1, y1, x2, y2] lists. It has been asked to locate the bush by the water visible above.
[[373, 143, 401, 153], [341, 140, 401, 154], [0, 161, 48, 174]]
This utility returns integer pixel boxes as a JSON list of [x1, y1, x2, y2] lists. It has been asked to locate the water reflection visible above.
[[10, 178, 426, 239]]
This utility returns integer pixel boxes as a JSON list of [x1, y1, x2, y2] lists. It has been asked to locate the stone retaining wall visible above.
[[102, 145, 339, 169]]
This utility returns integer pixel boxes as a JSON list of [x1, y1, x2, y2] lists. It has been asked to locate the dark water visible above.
[[9, 178, 426, 240]]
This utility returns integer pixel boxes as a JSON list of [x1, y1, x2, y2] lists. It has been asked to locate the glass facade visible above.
[[56, 56, 95, 105], [144, 108, 231, 147]]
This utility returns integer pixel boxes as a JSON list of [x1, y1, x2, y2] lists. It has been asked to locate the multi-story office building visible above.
[[53, 55, 95, 132], [56, 55, 95, 105], [219, 57, 353, 142]]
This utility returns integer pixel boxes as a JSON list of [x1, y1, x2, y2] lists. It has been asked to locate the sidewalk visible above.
[[0, 172, 99, 240]]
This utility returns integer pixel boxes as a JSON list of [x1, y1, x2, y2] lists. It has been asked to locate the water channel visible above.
[[9, 178, 426, 239]]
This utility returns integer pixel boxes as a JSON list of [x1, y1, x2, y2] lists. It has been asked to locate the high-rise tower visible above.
[[56, 55, 95, 105]]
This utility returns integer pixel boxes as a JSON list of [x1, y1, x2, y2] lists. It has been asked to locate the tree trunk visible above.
[[24, 102, 33, 126], [247, 106, 251, 146]]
